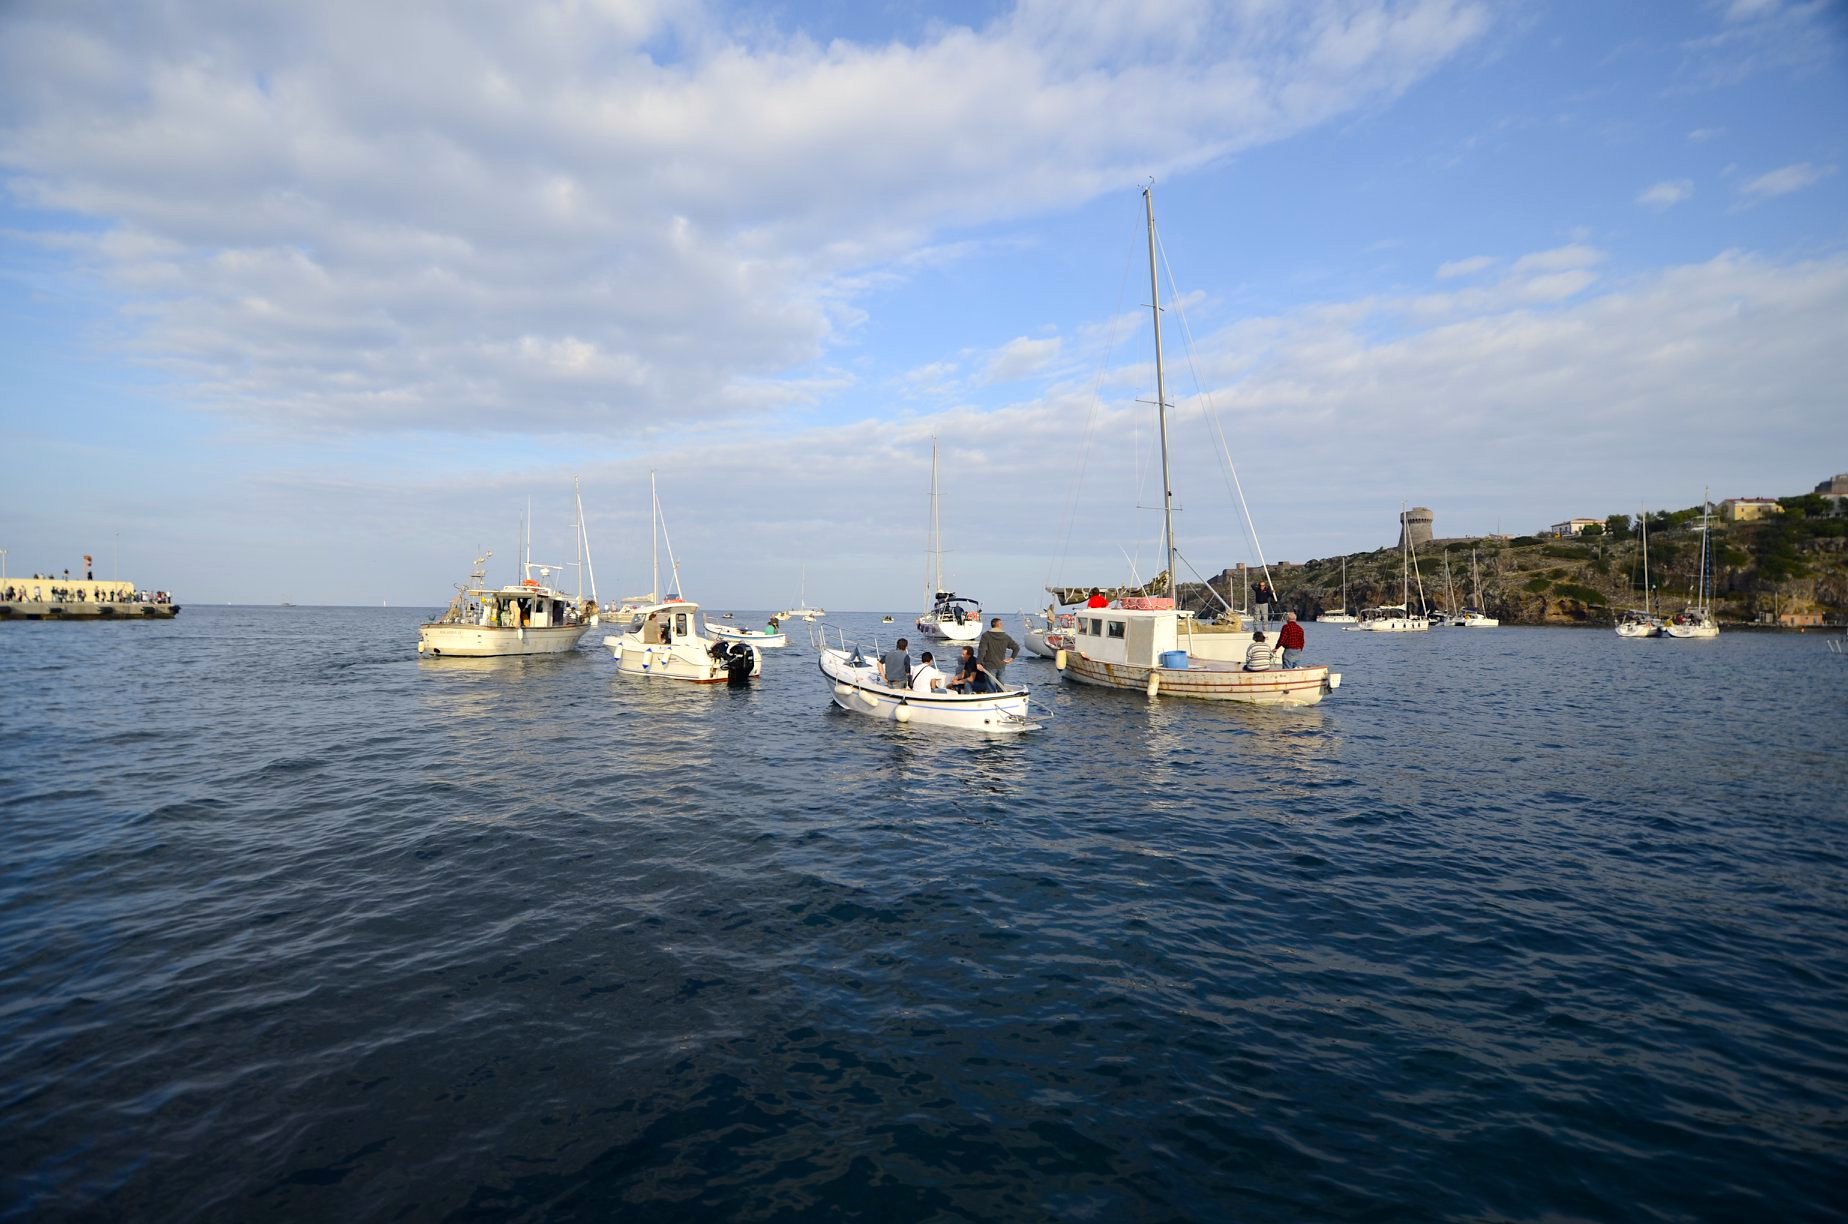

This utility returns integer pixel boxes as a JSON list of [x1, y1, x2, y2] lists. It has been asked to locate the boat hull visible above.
[[916, 614, 981, 642], [818, 648, 1034, 733], [709, 624, 788, 648], [1059, 652, 1337, 706], [1662, 622, 1720, 639], [418, 623, 590, 657], [1315, 612, 1357, 624], [605, 634, 762, 681]]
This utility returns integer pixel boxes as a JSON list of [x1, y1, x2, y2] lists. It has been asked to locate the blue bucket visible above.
[[1159, 650, 1188, 669]]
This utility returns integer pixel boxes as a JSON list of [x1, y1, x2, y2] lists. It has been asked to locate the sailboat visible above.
[[778, 568, 825, 622], [1456, 548, 1499, 627], [603, 473, 762, 680], [417, 483, 601, 658], [914, 438, 983, 642], [1351, 505, 1429, 632], [1053, 187, 1340, 706], [1615, 507, 1661, 638], [1662, 491, 1720, 639], [1316, 557, 1357, 623]]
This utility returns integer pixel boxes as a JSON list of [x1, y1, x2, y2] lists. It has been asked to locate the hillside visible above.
[[1182, 500, 1848, 627]]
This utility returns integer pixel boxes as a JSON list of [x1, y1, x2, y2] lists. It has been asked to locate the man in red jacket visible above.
[[1277, 611, 1306, 668]]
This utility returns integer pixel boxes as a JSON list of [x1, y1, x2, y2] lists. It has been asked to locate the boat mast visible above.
[[1144, 186, 1177, 600], [1639, 504, 1650, 616], [927, 438, 942, 600], [576, 478, 598, 604], [650, 469, 659, 601]]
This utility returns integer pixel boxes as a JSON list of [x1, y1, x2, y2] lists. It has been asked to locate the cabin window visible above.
[[675, 612, 690, 636], [1089, 618, 1103, 635], [1107, 620, 1125, 639]]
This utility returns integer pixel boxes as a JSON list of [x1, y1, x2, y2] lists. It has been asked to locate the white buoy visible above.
[[834, 682, 853, 698], [894, 704, 912, 724], [1054, 649, 1067, 670], [1146, 673, 1160, 699]]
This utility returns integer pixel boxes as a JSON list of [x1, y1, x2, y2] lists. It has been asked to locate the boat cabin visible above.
[[470, 583, 581, 630], [1070, 606, 1180, 667], [627, 599, 706, 642]]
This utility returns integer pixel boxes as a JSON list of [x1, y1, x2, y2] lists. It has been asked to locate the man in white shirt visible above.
[[911, 650, 947, 693], [1243, 630, 1276, 672]]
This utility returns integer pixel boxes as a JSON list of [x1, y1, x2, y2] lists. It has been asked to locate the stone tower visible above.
[[1398, 506, 1434, 550]]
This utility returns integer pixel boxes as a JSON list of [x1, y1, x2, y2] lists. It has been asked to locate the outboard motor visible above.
[[724, 642, 755, 686]]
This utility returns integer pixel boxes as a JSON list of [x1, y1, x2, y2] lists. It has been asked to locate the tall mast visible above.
[[928, 438, 942, 598], [1639, 504, 1650, 615], [1144, 186, 1177, 599], [649, 469, 659, 601]]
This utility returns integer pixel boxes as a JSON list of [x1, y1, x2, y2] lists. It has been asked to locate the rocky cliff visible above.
[[1180, 512, 1848, 627]]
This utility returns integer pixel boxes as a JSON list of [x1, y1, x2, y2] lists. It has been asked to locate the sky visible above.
[[2, 0, 1845, 610]]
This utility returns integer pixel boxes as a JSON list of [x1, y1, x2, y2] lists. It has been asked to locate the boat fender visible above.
[[417, 641, 426, 654], [894, 702, 911, 724], [834, 682, 854, 698], [1054, 649, 1067, 670], [1146, 673, 1160, 699], [857, 689, 881, 709]]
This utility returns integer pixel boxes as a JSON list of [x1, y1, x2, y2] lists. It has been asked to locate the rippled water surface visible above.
[[3, 608, 1845, 1221]]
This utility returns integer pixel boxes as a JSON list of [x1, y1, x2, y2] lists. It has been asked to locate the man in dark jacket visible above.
[[976, 618, 1019, 692]]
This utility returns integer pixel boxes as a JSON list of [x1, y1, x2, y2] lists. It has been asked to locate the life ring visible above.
[[521, 579, 540, 588]]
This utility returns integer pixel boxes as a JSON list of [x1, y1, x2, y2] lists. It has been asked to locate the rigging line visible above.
[[1174, 548, 1237, 616], [1047, 196, 1152, 595], [1153, 227, 1276, 594]]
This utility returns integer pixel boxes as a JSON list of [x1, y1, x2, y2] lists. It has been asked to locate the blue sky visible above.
[[2, 0, 1844, 610]]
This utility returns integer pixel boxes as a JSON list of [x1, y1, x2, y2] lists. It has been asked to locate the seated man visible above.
[[950, 645, 982, 693], [1243, 630, 1277, 672], [911, 650, 947, 693]]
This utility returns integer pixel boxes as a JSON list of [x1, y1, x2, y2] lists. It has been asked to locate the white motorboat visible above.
[[1023, 608, 1079, 658], [710, 621, 788, 649], [418, 485, 600, 658], [605, 599, 761, 682], [1663, 492, 1720, 639], [817, 637, 1037, 734], [914, 439, 983, 642], [1053, 188, 1340, 707]]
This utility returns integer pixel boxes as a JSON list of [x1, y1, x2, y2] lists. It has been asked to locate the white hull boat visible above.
[[916, 607, 983, 641], [1615, 612, 1662, 638], [1056, 604, 1337, 706], [1051, 188, 1342, 709], [818, 644, 1036, 734], [1316, 611, 1358, 624], [915, 440, 983, 642], [1663, 492, 1721, 641], [709, 622, 788, 648], [605, 599, 762, 682], [419, 490, 600, 658], [1349, 606, 1429, 633]]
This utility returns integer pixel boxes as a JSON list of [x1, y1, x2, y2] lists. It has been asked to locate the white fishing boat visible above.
[[1054, 187, 1340, 707], [418, 485, 600, 658], [816, 630, 1037, 733], [709, 620, 788, 649], [1663, 492, 1720, 639], [602, 475, 763, 680], [1023, 608, 1079, 658], [605, 599, 761, 682], [914, 439, 983, 642], [1351, 508, 1431, 632], [1317, 557, 1358, 623]]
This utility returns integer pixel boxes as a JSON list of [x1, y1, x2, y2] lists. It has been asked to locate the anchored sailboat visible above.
[[914, 438, 983, 642], [1054, 186, 1340, 706]]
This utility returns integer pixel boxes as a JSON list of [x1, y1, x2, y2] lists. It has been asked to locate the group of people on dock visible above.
[[3, 582, 172, 605]]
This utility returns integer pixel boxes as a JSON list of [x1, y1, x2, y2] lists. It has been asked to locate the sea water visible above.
[[2, 608, 1844, 1220]]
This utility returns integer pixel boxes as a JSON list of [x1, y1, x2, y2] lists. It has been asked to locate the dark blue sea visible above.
[[3, 607, 1844, 1222]]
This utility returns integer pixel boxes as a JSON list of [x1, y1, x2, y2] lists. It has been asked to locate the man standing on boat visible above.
[[977, 618, 1019, 691], [1278, 612, 1306, 669], [1253, 579, 1274, 625], [880, 638, 912, 689]]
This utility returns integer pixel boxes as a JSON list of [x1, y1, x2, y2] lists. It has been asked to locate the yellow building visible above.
[[1718, 497, 1783, 523]]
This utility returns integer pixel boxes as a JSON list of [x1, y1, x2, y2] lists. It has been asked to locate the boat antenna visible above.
[[1144, 185, 1177, 601]]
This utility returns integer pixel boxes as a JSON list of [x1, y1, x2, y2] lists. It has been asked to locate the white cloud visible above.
[[0, 0, 1496, 437], [981, 335, 1062, 384], [1436, 255, 1496, 279], [1686, 126, 1727, 142], [1637, 179, 1694, 210], [1739, 161, 1830, 199]]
